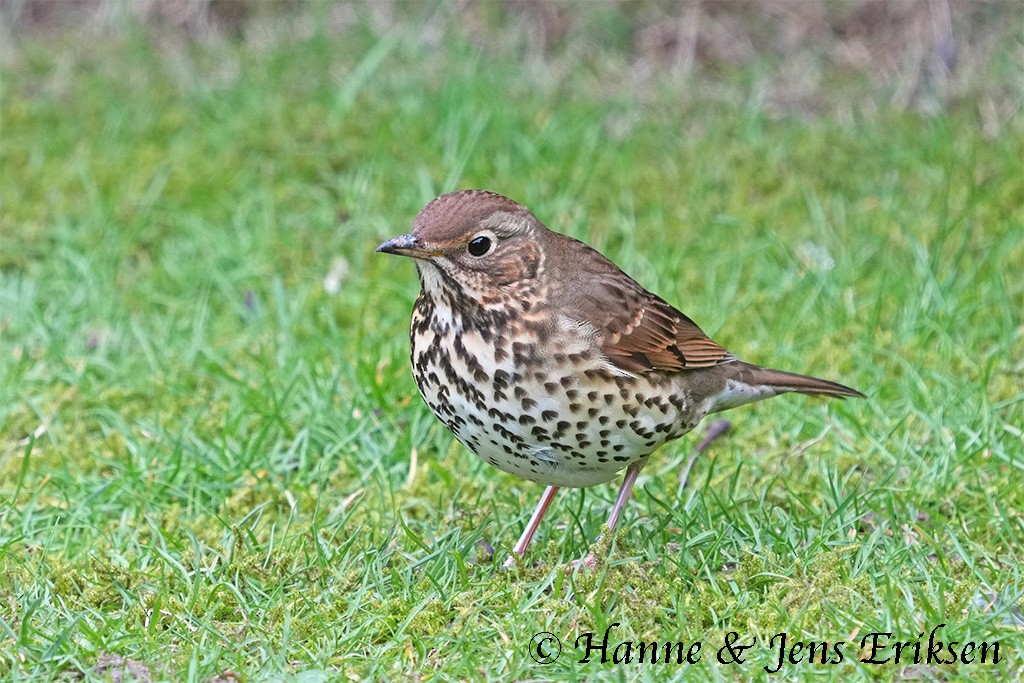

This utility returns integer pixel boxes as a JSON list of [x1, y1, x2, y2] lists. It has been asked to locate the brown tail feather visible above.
[[731, 362, 865, 399]]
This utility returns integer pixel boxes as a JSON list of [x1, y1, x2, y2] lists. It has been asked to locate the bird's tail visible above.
[[711, 361, 864, 413]]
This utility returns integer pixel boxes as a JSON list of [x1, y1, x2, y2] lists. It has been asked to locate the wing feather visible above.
[[559, 241, 734, 374]]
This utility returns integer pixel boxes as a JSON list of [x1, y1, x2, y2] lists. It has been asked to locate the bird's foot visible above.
[[565, 551, 599, 573]]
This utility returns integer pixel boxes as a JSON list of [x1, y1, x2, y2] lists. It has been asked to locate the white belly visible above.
[[410, 302, 703, 487]]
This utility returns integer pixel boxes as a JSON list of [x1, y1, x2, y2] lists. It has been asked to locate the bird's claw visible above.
[[565, 552, 599, 573]]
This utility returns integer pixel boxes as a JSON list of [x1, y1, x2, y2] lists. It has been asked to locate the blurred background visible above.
[[4, 0, 1021, 118]]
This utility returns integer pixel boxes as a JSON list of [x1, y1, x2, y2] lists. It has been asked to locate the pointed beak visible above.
[[375, 233, 440, 259]]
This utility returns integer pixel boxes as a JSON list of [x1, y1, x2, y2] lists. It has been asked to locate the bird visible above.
[[377, 189, 863, 566]]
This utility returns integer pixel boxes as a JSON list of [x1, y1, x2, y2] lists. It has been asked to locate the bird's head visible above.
[[377, 190, 547, 307]]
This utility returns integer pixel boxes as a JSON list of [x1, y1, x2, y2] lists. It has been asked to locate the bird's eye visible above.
[[467, 235, 493, 257]]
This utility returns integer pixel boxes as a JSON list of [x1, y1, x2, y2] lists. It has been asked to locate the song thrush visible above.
[[378, 190, 863, 565]]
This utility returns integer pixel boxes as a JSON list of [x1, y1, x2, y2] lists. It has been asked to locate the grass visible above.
[[2, 7, 1023, 682]]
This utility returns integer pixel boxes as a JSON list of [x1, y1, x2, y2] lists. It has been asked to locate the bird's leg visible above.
[[605, 461, 644, 532], [677, 419, 731, 489], [503, 485, 560, 568], [570, 461, 646, 571]]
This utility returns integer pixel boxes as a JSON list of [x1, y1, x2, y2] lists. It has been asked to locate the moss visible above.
[[405, 598, 454, 638], [562, 533, 686, 639]]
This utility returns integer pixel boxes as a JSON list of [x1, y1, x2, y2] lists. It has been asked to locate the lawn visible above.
[[1, 3, 1022, 681]]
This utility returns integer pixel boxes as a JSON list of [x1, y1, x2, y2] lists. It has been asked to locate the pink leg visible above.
[[605, 462, 643, 532], [570, 462, 646, 571], [503, 485, 560, 567]]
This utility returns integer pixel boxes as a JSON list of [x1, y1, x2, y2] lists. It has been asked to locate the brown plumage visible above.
[[378, 189, 863, 565]]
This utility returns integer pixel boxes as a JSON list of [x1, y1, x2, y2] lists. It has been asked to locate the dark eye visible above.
[[467, 235, 492, 257]]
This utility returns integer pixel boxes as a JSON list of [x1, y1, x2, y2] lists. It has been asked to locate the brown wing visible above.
[[558, 239, 734, 374]]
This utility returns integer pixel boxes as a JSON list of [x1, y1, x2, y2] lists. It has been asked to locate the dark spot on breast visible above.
[[488, 407, 512, 422]]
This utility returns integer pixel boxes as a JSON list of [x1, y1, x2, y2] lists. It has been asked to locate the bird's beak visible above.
[[375, 233, 440, 259]]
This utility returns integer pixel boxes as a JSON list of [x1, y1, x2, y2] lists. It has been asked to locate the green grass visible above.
[[2, 12, 1023, 683]]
